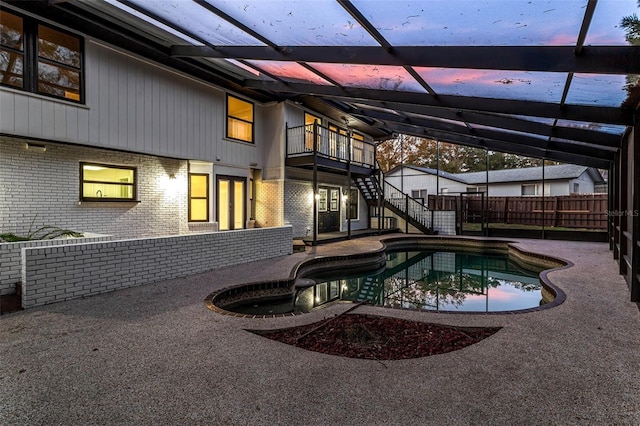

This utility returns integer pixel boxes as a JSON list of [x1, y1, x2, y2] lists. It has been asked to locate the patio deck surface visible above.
[[1, 235, 639, 425]]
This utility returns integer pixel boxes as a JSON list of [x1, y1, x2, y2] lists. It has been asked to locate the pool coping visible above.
[[204, 235, 570, 318]]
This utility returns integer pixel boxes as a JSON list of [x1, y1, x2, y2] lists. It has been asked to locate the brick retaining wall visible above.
[[21, 226, 293, 308], [1, 235, 114, 295]]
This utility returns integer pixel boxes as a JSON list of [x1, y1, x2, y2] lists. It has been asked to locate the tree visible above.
[[376, 136, 545, 174], [621, 1, 640, 108]]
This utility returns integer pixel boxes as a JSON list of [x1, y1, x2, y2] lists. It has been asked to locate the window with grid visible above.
[[80, 163, 136, 201], [226, 94, 254, 143], [1, 10, 83, 102]]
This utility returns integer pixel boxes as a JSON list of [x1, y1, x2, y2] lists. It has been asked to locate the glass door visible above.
[[217, 176, 246, 231]]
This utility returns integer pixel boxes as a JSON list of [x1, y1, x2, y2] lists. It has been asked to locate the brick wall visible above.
[[0, 234, 114, 295], [255, 179, 284, 228], [284, 180, 314, 238], [21, 226, 293, 308], [0, 136, 189, 239]]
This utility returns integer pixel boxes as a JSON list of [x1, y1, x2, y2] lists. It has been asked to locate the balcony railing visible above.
[[287, 124, 376, 169]]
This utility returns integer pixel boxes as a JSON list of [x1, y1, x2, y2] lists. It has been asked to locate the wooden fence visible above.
[[427, 194, 608, 230]]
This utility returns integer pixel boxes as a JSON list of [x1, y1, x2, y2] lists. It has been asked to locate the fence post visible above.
[[503, 197, 509, 224]]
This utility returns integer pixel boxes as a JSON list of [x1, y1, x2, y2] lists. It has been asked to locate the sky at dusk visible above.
[[109, 0, 638, 106]]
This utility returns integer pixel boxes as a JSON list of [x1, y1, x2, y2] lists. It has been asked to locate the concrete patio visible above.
[[1, 235, 639, 425]]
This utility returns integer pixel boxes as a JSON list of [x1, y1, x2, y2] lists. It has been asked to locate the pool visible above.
[[216, 246, 559, 316]]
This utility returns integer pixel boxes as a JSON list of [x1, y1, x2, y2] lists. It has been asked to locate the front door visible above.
[[217, 176, 246, 231], [318, 186, 340, 233]]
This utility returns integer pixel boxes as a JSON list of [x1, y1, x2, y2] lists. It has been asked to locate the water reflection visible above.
[[299, 251, 545, 313]]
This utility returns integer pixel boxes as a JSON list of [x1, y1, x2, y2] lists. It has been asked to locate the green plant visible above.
[[0, 216, 84, 243]]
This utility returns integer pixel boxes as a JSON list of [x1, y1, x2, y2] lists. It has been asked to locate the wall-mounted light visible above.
[[25, 143, 46, 153], [168, 173, 176, 179], [249, 162, 258, 167]]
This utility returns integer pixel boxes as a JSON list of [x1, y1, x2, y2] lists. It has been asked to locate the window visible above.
[[348, 188, 359, 220], [305, 112, 321, 126], [573, 183, 579, 193], [521, 184, 549, 196], [352, 133, 364, 163], [0, 10, 83, 102], [466, 186, 487, 193], [521, 184, 536, 196], [80, 163, 135, 201], [330, 189, 339, 212], [189, 174, 209, 222], [304, 113, 321, 151], [411, 189, 428, 203], [226, 94, 253, 142], [0, 10, 24, 89], [318, 188, 328, 212], [328, 124, 347, 158]]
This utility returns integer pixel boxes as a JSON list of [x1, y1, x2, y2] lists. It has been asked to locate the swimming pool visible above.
[[224, 249, 551, 315], [206, 237, 567, 317]]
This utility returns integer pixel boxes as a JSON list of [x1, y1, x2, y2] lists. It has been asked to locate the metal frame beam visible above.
[[374, 121, 611, 169], [346, 99, 621, 148], [170, 45, 640, 75], [344, 107, 616, 160], [244, 80, 631, 125]]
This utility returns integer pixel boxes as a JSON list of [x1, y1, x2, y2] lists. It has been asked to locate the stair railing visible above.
[[383, 180, 432, 230]]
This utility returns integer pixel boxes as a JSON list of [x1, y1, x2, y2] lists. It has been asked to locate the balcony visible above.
[[286, 124, 377, 175]]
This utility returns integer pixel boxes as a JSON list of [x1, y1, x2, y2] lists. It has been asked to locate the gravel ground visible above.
[[1, 236, 639, 425]]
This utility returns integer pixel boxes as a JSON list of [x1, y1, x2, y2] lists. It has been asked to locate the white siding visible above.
[[568, 171, 596, 194], [385, 167, 601, 196], [385, 167, 466, 195], [0, 40, 260, 169]]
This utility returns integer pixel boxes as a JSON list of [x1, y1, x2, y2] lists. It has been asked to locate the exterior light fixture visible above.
[[25, 143, 46, 152]]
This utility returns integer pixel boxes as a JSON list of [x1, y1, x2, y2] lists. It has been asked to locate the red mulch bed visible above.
[[249, 314, 501, 360]]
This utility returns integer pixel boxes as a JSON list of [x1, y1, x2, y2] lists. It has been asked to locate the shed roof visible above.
[[460, 164, 604, 184], [398, 164, 605, 185]]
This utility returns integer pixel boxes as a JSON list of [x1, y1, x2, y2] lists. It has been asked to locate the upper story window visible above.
[[227, 94, 254, 143], [304, 112, 321, 150], [81, 163, 136, 201], [0, 10, 83, 103], [304, 112, 321, 126], [352, 132, 364, 162], [0, 10, 24, 89]]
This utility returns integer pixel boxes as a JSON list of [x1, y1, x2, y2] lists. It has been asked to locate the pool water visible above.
[[230, 250, 547, 314]]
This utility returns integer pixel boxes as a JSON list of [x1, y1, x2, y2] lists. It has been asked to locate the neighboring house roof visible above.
[[387, 165, 467, 184], [392, 164, 604, 185]]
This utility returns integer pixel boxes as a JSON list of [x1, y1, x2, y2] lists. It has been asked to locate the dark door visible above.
[[318, 186, 340, 233]]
